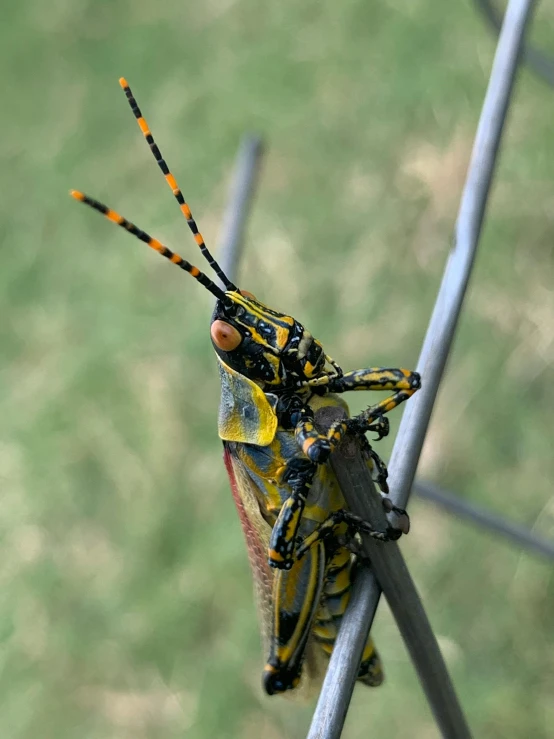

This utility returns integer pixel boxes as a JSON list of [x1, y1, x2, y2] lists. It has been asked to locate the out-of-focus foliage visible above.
[[2, 1, 554, 737]]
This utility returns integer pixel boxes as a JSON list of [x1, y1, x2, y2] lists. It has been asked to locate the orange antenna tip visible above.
[[119, 77, 129, 89], [70, 189, 85, 201]]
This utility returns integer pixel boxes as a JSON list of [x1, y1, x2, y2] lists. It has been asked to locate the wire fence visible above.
[[475, 0, 554, 87], [216, 0, 544, 735], [413, 479, 554, 561]]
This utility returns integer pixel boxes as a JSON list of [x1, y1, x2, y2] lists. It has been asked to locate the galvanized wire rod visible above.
[[475, 0, 554, 87], [215, 138, 466, 735], [217, 134, 264, 287], [414, 479, 554, 562], [216, 0, 537, 733], [308, 0, 537, 736], [388, 0, 537, 511], [311, 406, 472, 739]]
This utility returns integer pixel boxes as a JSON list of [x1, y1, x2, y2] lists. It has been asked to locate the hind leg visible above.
[[263, 539, 326, 695]]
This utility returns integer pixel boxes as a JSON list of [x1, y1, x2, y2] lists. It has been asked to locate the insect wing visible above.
[[223, 443, 274, 649], [223, 443, 327, 697]]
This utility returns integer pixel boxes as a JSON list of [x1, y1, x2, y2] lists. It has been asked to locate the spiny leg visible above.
[[359, 436, 410, 530], [328, 367, 421, 394], [324, 353, 343, 379], [268, 406, 351, 569], [305, 367, 420, 435], [356, 432, 390, 493], [294, 406, 349, 465], [273, 388, 412, 567], [296, 508, 403, 562], [268, 457, 316, 569], [348, 388, 418, 436], [337, 367, 420, 442], [118, 77, 236, 291], [306, 366, 420, 393]]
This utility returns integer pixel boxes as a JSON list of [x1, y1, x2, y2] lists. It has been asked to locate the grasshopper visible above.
[[72, 79, 421, 695]]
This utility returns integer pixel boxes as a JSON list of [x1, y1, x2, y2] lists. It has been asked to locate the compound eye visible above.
[[240, 290, 257, 300], [211, 320, 242, 351]]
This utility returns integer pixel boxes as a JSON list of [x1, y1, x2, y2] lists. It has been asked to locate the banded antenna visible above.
[[71, 190, 226, 301], [119, 77, 237, 292]]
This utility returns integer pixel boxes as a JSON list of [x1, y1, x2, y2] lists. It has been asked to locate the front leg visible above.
[[328, 366, 421, 395], [307, 365, 420, 435], [348, 389, 417, 436], [268, 404, 350, 570], [330, 367, 421, 436], [268, 457, 316, 570], [307, 365, 420, 395]]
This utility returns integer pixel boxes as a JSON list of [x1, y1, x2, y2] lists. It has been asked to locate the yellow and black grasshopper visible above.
[[72, 79, 421, 696]]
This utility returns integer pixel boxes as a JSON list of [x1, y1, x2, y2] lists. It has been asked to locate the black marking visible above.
[[74, 193, 226, 300], [121, 79, 237, 291]]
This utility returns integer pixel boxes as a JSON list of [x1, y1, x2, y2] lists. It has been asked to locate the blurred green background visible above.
[[3, 1, 554, 737]]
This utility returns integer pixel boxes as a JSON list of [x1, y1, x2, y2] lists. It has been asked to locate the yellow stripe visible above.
[[194, 233, 204, 245], [232, 293, 295, 325], [119, 77, 129, 89], [325, 589, 350, 618], [312, 623, 335, 640], [361, 640, 376, 662], [276, 545, 322, 664], [329, 547, 350, 568], [325, 566, 350, 595], [170, 254, 181, 264]]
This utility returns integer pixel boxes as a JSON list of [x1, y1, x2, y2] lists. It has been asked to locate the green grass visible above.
[[3, 0, 554, 736]]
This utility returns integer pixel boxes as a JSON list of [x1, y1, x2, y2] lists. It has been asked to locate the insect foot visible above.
[[381, 496, 410, 535], [263, 662, 301, 695], [282, 457, 317, 488]]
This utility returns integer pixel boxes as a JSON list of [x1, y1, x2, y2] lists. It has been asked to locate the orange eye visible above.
[[211, 320, 242, 351], [240, 290, 257, 300]]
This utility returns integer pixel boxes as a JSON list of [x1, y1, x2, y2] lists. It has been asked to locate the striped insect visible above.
[[71, 79, 421, 696]]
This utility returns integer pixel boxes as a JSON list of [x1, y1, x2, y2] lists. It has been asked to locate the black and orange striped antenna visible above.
[[70, 190, 226, 300], [118, 77, 237, 292]]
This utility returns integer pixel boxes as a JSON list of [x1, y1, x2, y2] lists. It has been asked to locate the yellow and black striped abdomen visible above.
[[311, 542, 384, 687]]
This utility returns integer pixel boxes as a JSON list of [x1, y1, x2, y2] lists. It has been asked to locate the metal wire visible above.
[[216, 133, 554, 569], [307, 0, 537, 736], [413, 479, 554, 561], [215, 0, 538, 734], [475, 0, 554, 87], [216, 134, 264, 287], [311, 406, 472, 739]]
